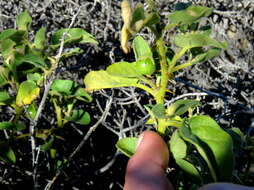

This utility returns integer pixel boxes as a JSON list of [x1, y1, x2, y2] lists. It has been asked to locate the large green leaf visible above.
[[174, 32, 227, 49], [34, 27, 46, 49], [27, 73, 43, 85], [50, 79, 76, 96], [179, 124, 217, 181], [166, 99, 201, 117], [0, 143, 16, 163], [51, 28, 98, 48], [16, 11, 32, 31], [84, 71, 139, 91], [65, 109, 90, 125], [168, 5, 212, 25], [16, 80, 40, 106], [106, 61, 141, 78], [116, 137, 138, 157], [133, 36, 153, 61], [60, 48, 84, 59], [176, 159, 201, 181], [189, 115, 234, 181]]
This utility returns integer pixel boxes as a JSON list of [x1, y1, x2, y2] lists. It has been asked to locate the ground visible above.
[[0, 0, 253, 189]]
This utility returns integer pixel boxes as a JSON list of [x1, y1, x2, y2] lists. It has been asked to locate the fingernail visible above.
[[136, 133, 144, 151]]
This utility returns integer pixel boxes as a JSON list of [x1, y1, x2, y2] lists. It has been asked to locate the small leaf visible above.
[[1, 39, 16, 62], [106, 61, 141, 78], [0, 90, 12, 105], [174, 32, 228, 49], [60, 48, 84, 59], [166, 99, 201, 117], [26, 103, 37, 120], [16, 80, 40, 106], [51, 79, 76, 96], [65, 109, 90, 125], [116, 137, 138, 157], [133, 36, 153, 61], [152, 104, 166, 119], [131, 3, 145, 28], [16, 11, 32, 31], [34, 27, 46, 49], [41, 138, 54, 152], [0, 143, 16, 163], [51, 28, 98, 48], [168, 5, 212, 25], [175, 159, 201, 181], [144, 13, 160, 27], [27, 73, 43, 85], [73, 88, 92, 102], [84, 70, 139, 91], [0, 122, 13, 130]]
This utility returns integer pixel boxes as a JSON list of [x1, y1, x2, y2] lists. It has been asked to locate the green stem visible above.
[[155, 38, 169, 135], [132, 83, 156, 97], [52, 99, 63, 127], [168, 47, 188, 76], [155, 38, 168, 104]]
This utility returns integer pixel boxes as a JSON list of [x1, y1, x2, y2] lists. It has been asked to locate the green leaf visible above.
[[131, 3, 145, 28], [0, 121, 26, 131], [1, 39, 16, 62], [50, 79, 76, 96], [41, 138, 54, 152], [144, 13, 160, 27], [51, 28, 98, 48], [174, 32, 228, 49], [151, 104, 166, 119], [0, 122, 13, 130], [65, 109, 90, 125], [166, 99, 201, 117], [175, 159, 201, 181], [0, 90, 12, 105], [27, 73, 43, 85], [106, 61, 141, 78], [60, 48, 84, 59], [16, 80, 40, 106], [84, 71, 139, 91], [14, 53, 46, 69], [170, 130, 187, 159], [189, 115, 234, 181], [0, 29, 26, 43], [16, 11, 32, 31], [179, 124, 217, 181], [116, 137, 138, 157], [168, 5, 212, 25], [34, 27, 46, 49], [26, 102, 37, 120], [133, 36, 153, 61], [73, 88, 92, 102], [170, 132, 207, 184], [0, 143, 16, 163]]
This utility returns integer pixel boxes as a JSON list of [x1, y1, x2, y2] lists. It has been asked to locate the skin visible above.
[[124, 131, 254, 190]]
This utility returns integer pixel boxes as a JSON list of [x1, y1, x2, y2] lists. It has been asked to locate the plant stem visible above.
[[155, 38, 169, 135], [133, 83, 155, 97], [168, 47, 188, 75]]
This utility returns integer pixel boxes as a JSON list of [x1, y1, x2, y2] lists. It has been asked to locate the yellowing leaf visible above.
[[84, 70, 138, 91], [16, 80, 40, 106]]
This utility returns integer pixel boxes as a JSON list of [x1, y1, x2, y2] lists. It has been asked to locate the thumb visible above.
[[124, 131, 174, 190]]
